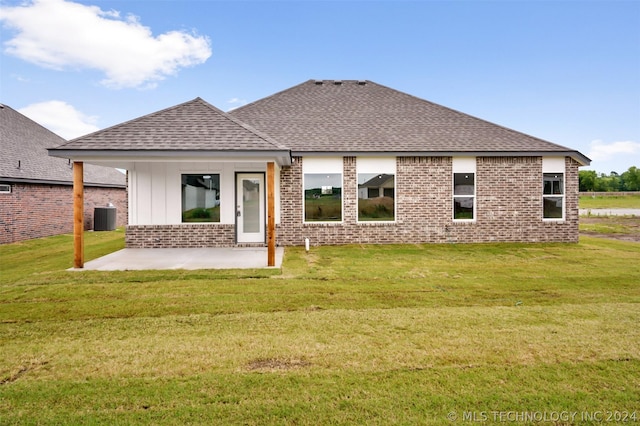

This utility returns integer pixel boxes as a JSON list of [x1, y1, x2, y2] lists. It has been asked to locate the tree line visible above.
[[579, 166, 640, 192]]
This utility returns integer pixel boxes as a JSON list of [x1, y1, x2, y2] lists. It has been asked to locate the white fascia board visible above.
[[47, 149, 292, 168]]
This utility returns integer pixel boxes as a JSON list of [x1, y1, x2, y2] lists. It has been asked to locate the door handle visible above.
[[237, 206, 241, 217]]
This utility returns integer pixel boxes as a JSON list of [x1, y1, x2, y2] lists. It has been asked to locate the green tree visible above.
[[579, 170, 597, 191], [593, 172, 621, 192], [621, 166, 640, 191]]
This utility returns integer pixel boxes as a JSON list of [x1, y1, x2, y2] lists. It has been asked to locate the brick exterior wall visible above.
[[0, 183, 127, 245], [125, 224, 235, 248], [122, 155, 579, 248], [277, 155, 579, 246]]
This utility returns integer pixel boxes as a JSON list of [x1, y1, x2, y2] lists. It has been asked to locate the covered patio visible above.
[[76, 247, 285, 271], [48, 98, 291, 270]]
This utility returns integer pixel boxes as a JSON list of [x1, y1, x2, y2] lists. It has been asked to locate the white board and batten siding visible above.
[[128, 162, 281, 226]]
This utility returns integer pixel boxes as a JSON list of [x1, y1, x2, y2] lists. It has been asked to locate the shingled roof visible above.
[[231, 80, 589, 164], [0, 104, 125, 187], [51, 97, 289, 152], [48, 80, 588, 166]]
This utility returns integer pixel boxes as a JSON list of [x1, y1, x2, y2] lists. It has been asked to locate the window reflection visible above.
[[181, 174, 220, 222], [304, 173, 342, 222], [358, 173, 395, 221]]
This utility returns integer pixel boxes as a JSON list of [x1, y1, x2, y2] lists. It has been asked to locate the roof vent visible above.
[[334, 80, 343, 85], [357, 80, 366, 85], [314, 80, 324, 85]]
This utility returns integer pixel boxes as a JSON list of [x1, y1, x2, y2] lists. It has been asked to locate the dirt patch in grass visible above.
[[246, 358, 312, 372], [0, 358, 49, 385], [580, 216, 640, 242]]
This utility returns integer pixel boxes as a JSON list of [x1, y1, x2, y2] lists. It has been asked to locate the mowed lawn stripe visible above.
[[1, 303, 639, 381], [0, 229, 639, 424]]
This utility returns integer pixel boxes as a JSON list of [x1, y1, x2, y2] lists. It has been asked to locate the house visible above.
[[0, 104, 127, 244], [48, 80, 590, 266]]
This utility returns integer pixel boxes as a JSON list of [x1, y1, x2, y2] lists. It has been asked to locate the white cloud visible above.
[[585, 139, 640, 173], [226, 98, 248, 111], [588, 140, 640, 162], [19, 101, 100, 139], [0, 0, 212, 89], [11, 74, 30, 82]]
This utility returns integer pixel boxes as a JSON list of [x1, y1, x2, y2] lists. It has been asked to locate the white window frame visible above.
[[452, 158, 476, 222], [302, 157, 344, 224], [542, 158, 565, 221], [356, 157, 396, 223], [180, 173, 221, 223], [0, 184, 11, 194]]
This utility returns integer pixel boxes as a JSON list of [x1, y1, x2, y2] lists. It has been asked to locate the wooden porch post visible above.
[[73, 161, 84, 268], [267, 162, 276, 267]]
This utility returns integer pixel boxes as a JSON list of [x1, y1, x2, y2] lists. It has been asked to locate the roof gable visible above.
[[0, 105, 125, 186], [53, 97, 288, 152]]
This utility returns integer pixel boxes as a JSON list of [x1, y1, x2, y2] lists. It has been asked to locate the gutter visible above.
[[0, 177, 126, 188]]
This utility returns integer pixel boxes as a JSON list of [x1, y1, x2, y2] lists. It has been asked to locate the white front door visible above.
[[236, 173, 265, 243]]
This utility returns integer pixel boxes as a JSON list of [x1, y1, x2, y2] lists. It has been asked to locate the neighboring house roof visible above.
[[0, 104, 125, 187], [359, 174, 395, 188], [49, 97, 291, 165], [231, 80, 590, 164]]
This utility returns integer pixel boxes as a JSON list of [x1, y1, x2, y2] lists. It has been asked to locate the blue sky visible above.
[[1, 0, 639, 173]]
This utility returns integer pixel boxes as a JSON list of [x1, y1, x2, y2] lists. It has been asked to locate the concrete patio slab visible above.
[[75, 247, 284, 271]]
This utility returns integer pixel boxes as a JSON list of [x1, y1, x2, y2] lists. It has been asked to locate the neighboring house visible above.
[[49, 80, 590, 255], [359, 174, 395, 199], [0, 104, 127, 244]]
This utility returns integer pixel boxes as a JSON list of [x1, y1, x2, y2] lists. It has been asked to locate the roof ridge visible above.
[[230, 79, 314, 114], [195, 98, 290, 151], [1, 103, 67, 146]]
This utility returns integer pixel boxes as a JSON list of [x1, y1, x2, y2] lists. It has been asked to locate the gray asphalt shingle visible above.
[[231, 80, 583, 156], [52, 97, 287, 152], [1, 105, 125, 186]]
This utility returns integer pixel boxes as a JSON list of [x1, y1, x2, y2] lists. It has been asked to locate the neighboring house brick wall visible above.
[[85, 186, 128, 231], [122, 155, 579, 248], [0, 183, 127, 244]]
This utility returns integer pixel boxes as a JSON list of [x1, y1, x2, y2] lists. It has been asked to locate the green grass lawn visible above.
[[1, 231, 639, 424], [579, 193, 640, 209]]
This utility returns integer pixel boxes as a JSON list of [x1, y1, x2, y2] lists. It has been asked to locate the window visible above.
[[453, 158, 476, 220], [543, 173, 564, 219], [181, 174, 220, 222], [303, 158, 343, 222], [542, 158, 565, 220], [357, 158, 395, 221], [0, 184, 10, 194], [453, 173, 475, 219]]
